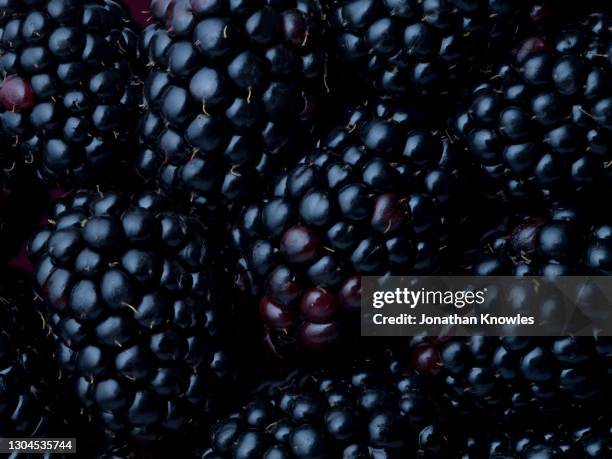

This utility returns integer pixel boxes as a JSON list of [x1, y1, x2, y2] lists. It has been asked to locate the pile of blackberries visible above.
[[0, 0, 609, 457]]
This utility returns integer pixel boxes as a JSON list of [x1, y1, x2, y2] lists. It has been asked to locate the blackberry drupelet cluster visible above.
[[329, 0, 537, 99], [27, 190, 233, 444], [0, 0, 142, 186], [199, 362, 454, 459], [231, 101, 461, 357], [432, 334, 612, 423], [458, 416, 611, 458], [453, 11, 612, 202], [137, 0, 328, 213], [417, 209, 612, 421], [0, 268, 69, 440], [469, 207, 612, 276]]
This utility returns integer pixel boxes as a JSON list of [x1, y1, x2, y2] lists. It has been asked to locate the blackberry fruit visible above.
[[231, 101, 461, 357], [27, 189, 234, 445], [199, 362, 455, 458], [458, 416, 611, 458], [453, 11, 612, 201], [329, 0, 544, 100], [468, 207, 612, 276], [137, 0, 328, 213], [427, 334, 612, 423], [0, 0, 142, 186], [411, 209, 612, 421], [0, 268, 70, 440]]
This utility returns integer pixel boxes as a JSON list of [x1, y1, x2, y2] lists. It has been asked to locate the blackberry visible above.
[[427, 334, 612, 422], [453, 11, 612, 201], [458, 416, 611, 458], [0, 0, 142, 186], [328, 0, 545, 100], [0, 268, 70, 440], [137, 0, 328, 213], [27, 189, 234, 445], [408, 209, 612, 421], [199, 362, 455, 458], [231, 101, 461, 357], [468, 207, 612, 276]]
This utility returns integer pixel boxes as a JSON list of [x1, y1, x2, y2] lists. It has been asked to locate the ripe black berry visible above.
[[453, 12, 612, 202], [470, 208, 612, 276], [199, 361, 454, 458], [137, 0, 328, 213], [0, 0, 142, 186], [28, 189, 234, 446], [231, 100, 461, 357], [329, 0, 541, 99]]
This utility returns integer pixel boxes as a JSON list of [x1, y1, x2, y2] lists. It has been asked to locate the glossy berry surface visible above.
[[454, 12, 612, 202], [431, 334, 612, 422], [0, 0, 142, 186], [137, 0, 328, 213], [411, 207, 612, 426], [470, 208, 612, 276], [457, 417, 611, 458], [199, 361, 454, 459], [329, 0, 536, 99], [231, 100, 461, 357], [0, 1, 608, 456], [27, 190, 233, 445]]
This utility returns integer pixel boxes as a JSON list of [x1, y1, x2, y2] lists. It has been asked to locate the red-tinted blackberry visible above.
[[231, 101, 461, 357], [0, 0, 142, 186], [27, 189, 234, 445], [453, 11, 612, 202], [199, 362, 455, 459], [137, 0, 328, 213], [0, 268, 71, 440], [328, 0, 546, 100]]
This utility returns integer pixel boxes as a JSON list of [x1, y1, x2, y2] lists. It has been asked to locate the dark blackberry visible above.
[[231, 100, 461, 357], [137, 0, 328, 213], [328, 0, 547, 100], [199, 362, 455, 458], [0, 0, 142, 186], [458, 416, 611, 458], [428, 334, 611, 423], [409, 209, 611, 421], [27, 189, 234, 446], [453, 11, 612, 202], [0, 268, 71, 440], [469, 208, 612, 276]]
